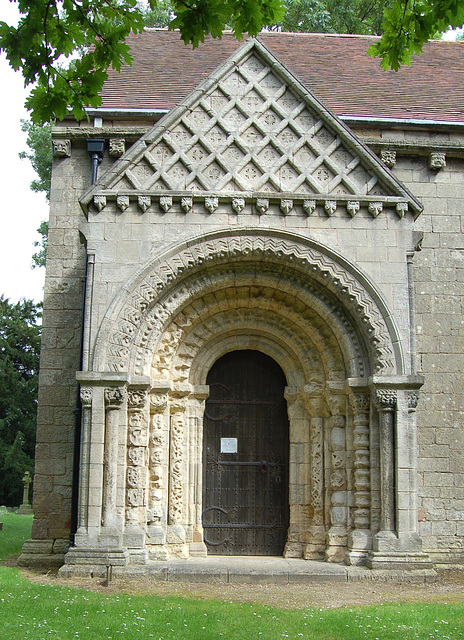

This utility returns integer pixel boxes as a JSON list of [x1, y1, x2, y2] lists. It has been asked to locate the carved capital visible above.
[[53, 139, 71, 157], [170, 397, 187, 414], [104, 386, 125, 408], [150, 392, 168, 413], [109, 138, 125, 157], [349, 392, 370, 415], [80, 387, 93, 408], [408, 391, 420, 410], [128, 389, 148, 408], [374, 389, 397, 411]]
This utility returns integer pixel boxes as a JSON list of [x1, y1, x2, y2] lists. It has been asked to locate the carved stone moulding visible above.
[[429, 152, 446, 170], [109, 138, 126, 158], [380, 150, 397, 169], [53, 139, 71, 157], [88, 193, 412, 220]]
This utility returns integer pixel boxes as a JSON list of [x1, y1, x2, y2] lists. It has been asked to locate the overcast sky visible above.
[[0, 3, 47, 305]]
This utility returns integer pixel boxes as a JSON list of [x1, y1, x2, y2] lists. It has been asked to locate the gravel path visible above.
[[19, 566, 464, 610]]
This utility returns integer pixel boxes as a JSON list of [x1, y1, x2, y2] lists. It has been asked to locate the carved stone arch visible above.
[[148, 281, 349, 385], [189, 332, 308, 387], [93, 229, 404, 378]]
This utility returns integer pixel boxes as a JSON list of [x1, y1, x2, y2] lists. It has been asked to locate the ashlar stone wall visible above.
[[359, 129, 464, 563]]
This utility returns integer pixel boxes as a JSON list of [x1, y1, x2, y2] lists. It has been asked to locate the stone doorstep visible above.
[[58, 557, 438, 584]]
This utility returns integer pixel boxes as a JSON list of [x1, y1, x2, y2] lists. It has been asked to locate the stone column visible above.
[[124, 387, 150, 563], [345, 391, 371, 565], [76, 386, 92, 533], [188, 386, 209, 557], [81, 253, 95, 372], [146, 388, 170, 560], [300, 389, 328, 561], [375, 389, 397, 534], [367, 385, 432, 570], [167, 393, 189, 557], [101, 387, 125, 535], [283, 388, 309, 558], [325, 391, 348, 564]]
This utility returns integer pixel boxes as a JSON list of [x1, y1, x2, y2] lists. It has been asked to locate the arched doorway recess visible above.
[[202, 350, 289, 556], [72, 230, 427, 570]]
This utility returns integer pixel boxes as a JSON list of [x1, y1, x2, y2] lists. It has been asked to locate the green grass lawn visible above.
[[0, 507, 33, 560], [1, 568, 463, 640], [0, 511, 463, 639]]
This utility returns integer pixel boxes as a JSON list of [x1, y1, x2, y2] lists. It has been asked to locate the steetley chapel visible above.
[[19, 30, 464, 574]]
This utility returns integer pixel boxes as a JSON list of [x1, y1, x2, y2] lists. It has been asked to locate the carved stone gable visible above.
[[81, 39, 421, 218]]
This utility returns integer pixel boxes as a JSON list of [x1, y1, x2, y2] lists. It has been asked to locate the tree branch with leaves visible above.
[[1, 0, 284, 123]]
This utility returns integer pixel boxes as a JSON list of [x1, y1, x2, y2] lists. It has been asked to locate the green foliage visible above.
[[370, 0, 464, 70], [277, 0, 391, 35], [31, 221, 49, 270], [0, 509, 33, 560], [0, 0, 284, 123], [18, 119, 51, 268], [138, 0, 173, 27], [19, 120, 52, 202], [0, 296, 41, 507]]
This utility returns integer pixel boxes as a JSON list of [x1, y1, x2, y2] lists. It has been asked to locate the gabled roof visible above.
[[82, 38, 421, 217], [97, 30, 464, 124]]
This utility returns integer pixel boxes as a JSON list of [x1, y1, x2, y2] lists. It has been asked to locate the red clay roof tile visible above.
[[99, 30, 464, 123]]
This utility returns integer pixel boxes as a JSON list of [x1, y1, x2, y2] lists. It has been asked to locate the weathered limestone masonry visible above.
[[18, 33, 464, 572]]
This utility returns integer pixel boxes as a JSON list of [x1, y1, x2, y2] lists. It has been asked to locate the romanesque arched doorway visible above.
[[202, 350, 289, 555]]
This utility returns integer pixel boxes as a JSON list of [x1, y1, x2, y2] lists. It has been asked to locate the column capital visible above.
[[104, 386, 126, 408], [374, 389, 397, 411]]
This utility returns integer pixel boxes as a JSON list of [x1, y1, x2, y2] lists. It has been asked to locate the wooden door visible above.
[[202, 350, 289, 555]]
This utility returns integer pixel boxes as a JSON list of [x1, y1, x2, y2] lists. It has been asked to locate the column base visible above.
[[366, 530, 434, 570], [18, 538, 68, 569], [303, 526, 327, 560], [189, 541, 208, 557], [366, 551, 435, 571], [59, 547, 130, 577], [345, 528, 372, 566]]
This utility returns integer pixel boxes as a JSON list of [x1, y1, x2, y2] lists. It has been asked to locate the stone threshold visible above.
[[59, 557, 438, 584]]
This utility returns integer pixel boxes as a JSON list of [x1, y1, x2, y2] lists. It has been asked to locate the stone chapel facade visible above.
[[19, 31, 464, 573]]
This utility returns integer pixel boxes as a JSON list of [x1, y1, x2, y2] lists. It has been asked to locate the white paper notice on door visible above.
[[220, 438, 238, 454]]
